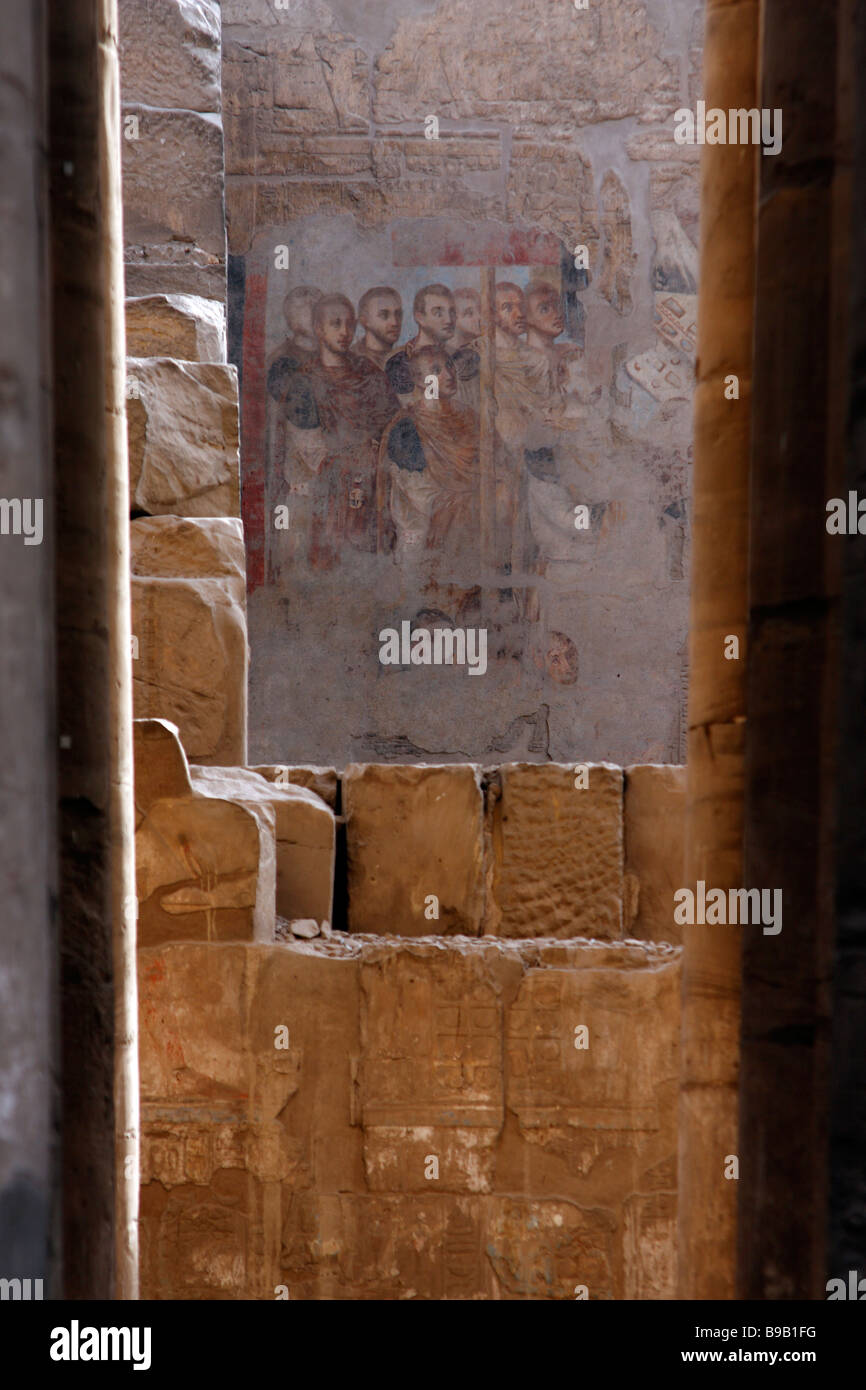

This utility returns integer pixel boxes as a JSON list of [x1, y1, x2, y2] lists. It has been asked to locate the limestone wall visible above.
[[221, 0, 701, 768]]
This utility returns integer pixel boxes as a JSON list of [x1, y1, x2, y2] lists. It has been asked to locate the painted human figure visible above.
[[380, 344, 480, 613], [267, 285, 322, 403], [452, 287, 481, 348], [450, 287, 482, 412], [354, 286, 403, 371], [277, 293, 399, 566], [385, 284, 456, 398]]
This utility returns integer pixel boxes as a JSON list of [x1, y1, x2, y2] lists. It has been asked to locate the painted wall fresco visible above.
[[223, 0, 702, 767]]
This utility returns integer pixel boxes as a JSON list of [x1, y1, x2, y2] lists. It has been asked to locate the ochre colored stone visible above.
[[125, 294, 226, 362], [343, 764, 485, 937], [189, 765, 335, 926], [624, 764, 686, 944], [136, 796, 275, 947], [133, 717, 193, 815], [138, 936, 679, 1299], [131, 515, 245, 582], [119, 0, 222, 113], [251, 765, 339, 811], [126, 359, 239, 517], [132, 576, 247, 766], [489, 763, 623, 939], [123, 106, 225, 300]]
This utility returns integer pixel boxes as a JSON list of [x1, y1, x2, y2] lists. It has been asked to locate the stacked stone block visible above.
[[120, 0, 246, 763]]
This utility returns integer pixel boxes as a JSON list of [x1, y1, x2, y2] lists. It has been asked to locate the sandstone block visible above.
[[125, 294, 226, 362], [623, 1191, 677, 1300], [189, 765, 335, 926], [359, 943, 508, 1192], [133, 717, 193, 815], [343, 764, 485, 936], [127, 359, 239, 517], [251, 765, 339, 812], [139, 942, 364, 1296], [122, 107, 225, 301], [136, 796, 275, 947], [132, 576, 247, 765], [489, 763, 623, 938], [119, 0, 222, 113], [624, 764, 686, 944], [131, 515, 245, 581], [502, 949, 680, 1192]]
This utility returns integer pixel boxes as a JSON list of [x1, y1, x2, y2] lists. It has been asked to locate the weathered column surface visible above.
[[50, 0, 138, 1299], [0, 0, 59, 1296], [678, 0, 757, 1299], [738, 0, 844, 1299]]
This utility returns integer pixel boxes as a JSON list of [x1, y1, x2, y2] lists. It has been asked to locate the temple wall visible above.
[[117, 0, 690, 1301], [136, 752, 684, 1300]]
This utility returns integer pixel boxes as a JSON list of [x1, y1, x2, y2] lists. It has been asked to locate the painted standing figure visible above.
[[380, 344, 480, 615], [277, 293, 399, 566], [385, 283, 457, 398]]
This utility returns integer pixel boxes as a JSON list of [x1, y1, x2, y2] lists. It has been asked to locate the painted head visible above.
[[357, 286, 403, 349], [413, 283, 456, 345], [453, 287, 481, 343], [545, 631, 579, 685], [410, 345, 458, 399], [313, 293, 356, 357], [525, 283, 565, 341], [495, 281, 526, 338], [282, 285, 323, 341]]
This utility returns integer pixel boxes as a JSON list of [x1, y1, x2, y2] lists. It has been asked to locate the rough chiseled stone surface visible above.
[[125, 294, 227, 363], [134, 718, 273, 946], [252, 765, 340, 811], [127, 359, 240, 517], [190, 765, 335, 927], [136, 795, 275, 947], [130, 515, 245, 579], [132, 576, 247, 765], [343, 764, 486, 937], [123, 106, 226, 301], [138, 935, 680, 1299], [133, 717, 194, 813], [119, 0, 222, 113], [624, 763, 686, 945], [131, 520, 247, 766], [489, 763, 623, 939]]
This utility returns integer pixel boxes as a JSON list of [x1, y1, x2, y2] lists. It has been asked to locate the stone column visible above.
[[49, 0, 138, 1299], [738, 0, 844, 1299], [0, 0, 60, 1296], [677, 0, 758, 1298], [828, 0, 866, 1286]]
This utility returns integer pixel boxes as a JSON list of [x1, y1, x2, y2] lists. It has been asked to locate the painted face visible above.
[[317, 304, 355, 354], [362, 295, 403, 346], [546, 633, 579, 685], [416, 294, 456, 343], [456, 298, 481, 339], [526, 290, 565, 338], [414, 352, 458, 398], [287, 297, 319, 339], [495, 288, 526, 335]]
